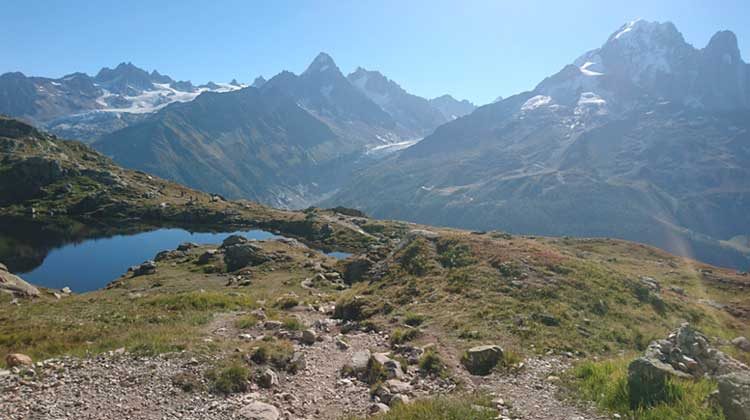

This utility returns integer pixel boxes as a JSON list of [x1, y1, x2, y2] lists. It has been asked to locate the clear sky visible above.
[[2, 0, 749, 105]]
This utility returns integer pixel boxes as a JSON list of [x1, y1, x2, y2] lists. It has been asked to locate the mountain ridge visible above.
[[325, 20, 750, 271]]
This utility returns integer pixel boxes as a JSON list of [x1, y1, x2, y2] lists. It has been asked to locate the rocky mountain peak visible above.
[[303, 52, 340, 75], [704, 30, 742, 64], [605, 19, 685, 47], [251, 76, 267, 88]]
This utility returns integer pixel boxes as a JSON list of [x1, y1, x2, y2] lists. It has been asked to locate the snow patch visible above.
[[613, 19, 643, 40], [579, 61, 604, 76], [521, 95, 552, 111]]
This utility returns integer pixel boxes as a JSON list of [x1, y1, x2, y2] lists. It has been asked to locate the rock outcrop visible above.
[[0, 262, 40, 297], [223, 242, 270, 272], [628, 324, 749, 410]]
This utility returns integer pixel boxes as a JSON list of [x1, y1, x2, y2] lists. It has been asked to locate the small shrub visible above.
[[390, 328, 420, 346], [458, 330, 482, 340], [235, 314, 261, 329], [281, 316, 304, 331], [172, 372, 202, 392], [419, 349, 444, 376], [206, 363, 249, 395], [404, 312, 426, 327], [365, 356, 388, 386], [250, 340, 295, 370], [274, 295, 300, 309]]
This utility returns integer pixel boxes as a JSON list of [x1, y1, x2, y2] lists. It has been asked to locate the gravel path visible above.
[[1, 310, 607, 420], [472, 356, 607, 420]]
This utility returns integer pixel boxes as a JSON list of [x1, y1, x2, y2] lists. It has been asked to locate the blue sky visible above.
[[2, 0, 748, 104]]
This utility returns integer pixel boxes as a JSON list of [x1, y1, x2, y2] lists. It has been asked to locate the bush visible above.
[[206, 363, 249, 395], [404, 312, 426, 327], [390, 328, 420, 346], [419, 349, 444, 376]]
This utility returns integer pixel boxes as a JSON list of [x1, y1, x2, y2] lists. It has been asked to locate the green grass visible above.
[[351, 394, 496, 420], [249, 339, 295, 371], [0, 290, 257, 367], [571, 358, 724, 420]]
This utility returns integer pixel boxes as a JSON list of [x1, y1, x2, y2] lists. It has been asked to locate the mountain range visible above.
[[327, 19, 750, 270], [2, 19, 748, 270], [0, 62, 245, 142], [92, 53, 475, 207]]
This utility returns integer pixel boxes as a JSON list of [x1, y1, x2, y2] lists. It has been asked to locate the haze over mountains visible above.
[[2, 19, 749, 270]]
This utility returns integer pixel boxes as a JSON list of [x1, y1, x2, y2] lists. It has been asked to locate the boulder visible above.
[[462, 345, 504, 376], [222, 235, 248, 248], [718, 372, 750, 420], [348, 350, 371, 376], [289, 352, 306, 372], [343, 257, 374, 284], [628, 356, 692, 408], [0, 263, 39, 297], [132, 260, 157, 276], [335, 337, 351, 350], [177, 242, 198, 251], [5, 353, 33, 367], [224, 243, 270, 271], [301, 329, 317, 345], [257, 368, 278, 389], [372, 353, 403, 380], [385, 379, 413, 394], [369, 403, 390, 414], [732, 337, 750, 353], [197, 249, 219, 265], [238, 401, 280, 420]]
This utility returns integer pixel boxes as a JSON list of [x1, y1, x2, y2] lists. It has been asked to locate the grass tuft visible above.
[[571, 358, 724, 420]]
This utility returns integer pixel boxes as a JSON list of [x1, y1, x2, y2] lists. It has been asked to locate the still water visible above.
[[17, 228, 278, 292]]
